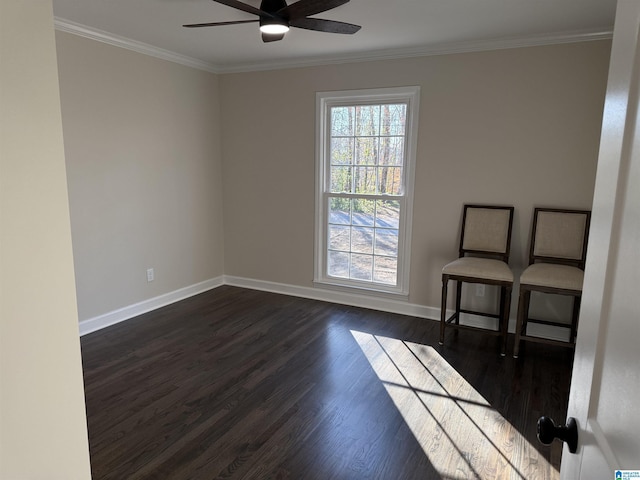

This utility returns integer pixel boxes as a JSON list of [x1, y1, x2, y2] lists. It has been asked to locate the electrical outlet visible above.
[[475, 284, 485, 297], [147, 268, 154, 282]]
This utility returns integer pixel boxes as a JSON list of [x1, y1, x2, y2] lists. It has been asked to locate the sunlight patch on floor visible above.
[[350, 330, 556, 480]]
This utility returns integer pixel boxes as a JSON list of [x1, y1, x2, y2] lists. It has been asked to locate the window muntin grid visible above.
[[325, 103, 407, 287]]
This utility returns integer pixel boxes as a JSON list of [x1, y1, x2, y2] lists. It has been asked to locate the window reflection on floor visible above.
[[350, 330, 557, 480]]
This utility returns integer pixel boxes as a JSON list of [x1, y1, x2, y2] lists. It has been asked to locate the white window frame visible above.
[[314, 86, 420, 296]]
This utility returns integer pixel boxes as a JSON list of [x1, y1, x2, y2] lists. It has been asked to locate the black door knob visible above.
[[537, 416, 578, 453]]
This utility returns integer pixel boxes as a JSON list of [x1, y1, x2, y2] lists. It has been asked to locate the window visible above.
[[315, 87, 420, 295]]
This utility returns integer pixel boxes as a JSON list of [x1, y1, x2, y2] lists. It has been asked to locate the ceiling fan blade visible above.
[[183, 19, 259, 28], [262, 32, 286, 42], [290, 17, 361, 34], [278, 0, 349, 20], [212, 0, 274, 18]]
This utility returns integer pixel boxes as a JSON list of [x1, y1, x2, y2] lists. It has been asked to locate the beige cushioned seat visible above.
[[442, 257, 514, 283], [519, 263, 584, 291], [513, 207, 591, 358], [440, 204, 515, 356]]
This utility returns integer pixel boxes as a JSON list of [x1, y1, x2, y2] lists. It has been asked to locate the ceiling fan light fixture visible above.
[[259, 19, 289, 34]]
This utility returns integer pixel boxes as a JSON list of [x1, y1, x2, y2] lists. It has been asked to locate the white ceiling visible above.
[[52, 0, 617, 73]]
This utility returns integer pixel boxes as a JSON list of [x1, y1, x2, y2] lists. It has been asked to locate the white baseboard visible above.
[[224, 276, 571, 342], [78, 276, 224, 336], [79, 274, 570, 343], [224, 275, 440, 320]]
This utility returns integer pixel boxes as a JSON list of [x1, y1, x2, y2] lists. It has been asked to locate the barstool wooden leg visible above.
[[513, 287, 530, 358], [439, 276, 449, 345], [454, 281, 463, 325], [500, 286, 512, 357], [570, 295, 581, 344]]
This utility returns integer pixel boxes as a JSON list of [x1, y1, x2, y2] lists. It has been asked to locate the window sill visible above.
[[313, 278, 409, 301]]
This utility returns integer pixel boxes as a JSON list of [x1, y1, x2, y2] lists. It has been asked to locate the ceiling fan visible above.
[[184, 0, 361, 43]]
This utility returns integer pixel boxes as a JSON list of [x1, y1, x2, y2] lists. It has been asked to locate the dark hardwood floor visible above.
[[81, 286, 573, 479]]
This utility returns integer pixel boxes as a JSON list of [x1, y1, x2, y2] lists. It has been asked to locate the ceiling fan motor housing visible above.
[[259, 0, 289, 31], [261, 0, 288, 16]]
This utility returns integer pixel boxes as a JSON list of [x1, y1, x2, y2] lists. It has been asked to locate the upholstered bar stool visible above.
[[513, 208, 591, 358], [439, 205, 515, 356]]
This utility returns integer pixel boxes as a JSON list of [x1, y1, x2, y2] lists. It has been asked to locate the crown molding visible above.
[[54, 17, 612, 75], [54, 18, 220, 74], [217, 28, 613, 73]]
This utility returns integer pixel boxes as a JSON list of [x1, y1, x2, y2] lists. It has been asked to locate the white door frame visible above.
[[561, 0, 640, 477]]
